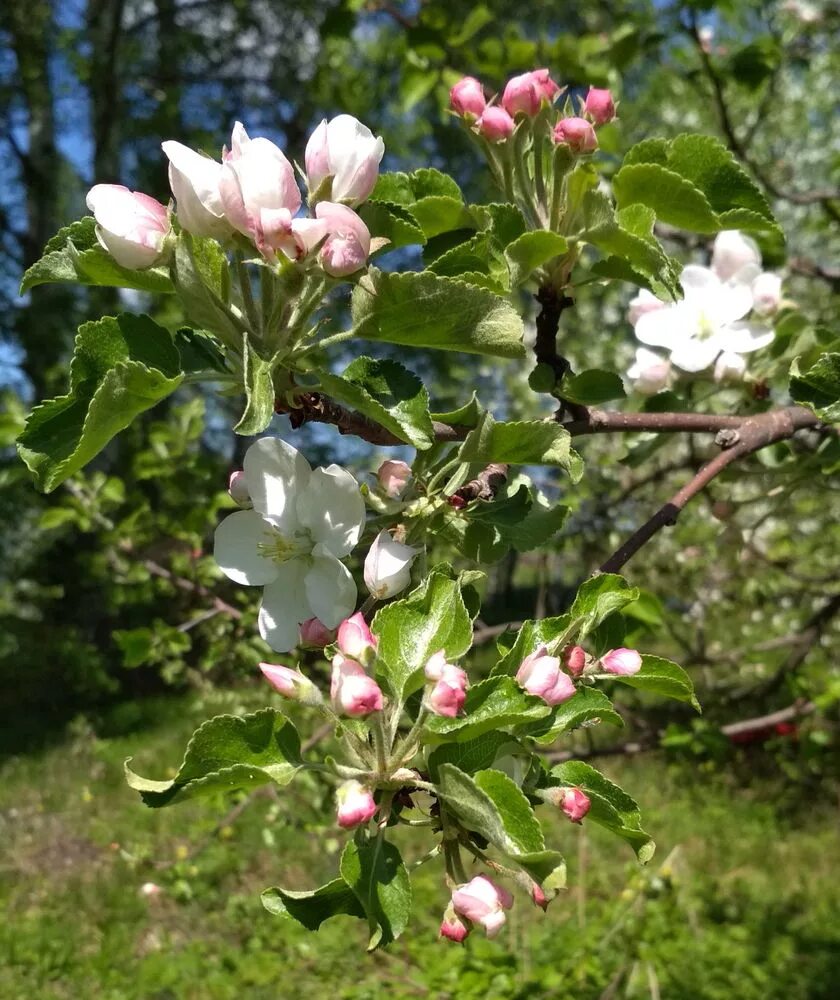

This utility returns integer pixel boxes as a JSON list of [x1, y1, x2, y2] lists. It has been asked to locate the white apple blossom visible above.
[[213, 438, 366, 652], [751, 272, 783, 316], [364, 530, 418, 599], [627, 347, 671, 395], [711, 230, 761, 282], [633, 265, 773, 373]]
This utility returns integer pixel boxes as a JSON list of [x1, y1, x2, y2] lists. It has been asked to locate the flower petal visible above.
[[669, 336, 723, 373], [634, 303, 692, 348], [296, 465, 366, 558], [305, 545, 357, 628], [259, 559, 313, 651], [213, 509, 279, 586], [243, 437, 311, 526], [711, 274, 756, 326], [721, 321, 775, 354]]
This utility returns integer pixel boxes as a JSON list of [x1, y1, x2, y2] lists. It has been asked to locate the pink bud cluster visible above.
[[424, 650, 468, 717], [449, 70, 616, 155], [86, 114, 384, 275], [515, 645, 576, 705], [441, 874, 514, 941]]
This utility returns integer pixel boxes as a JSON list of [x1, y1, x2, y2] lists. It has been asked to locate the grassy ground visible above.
[[2, 690, 840, 999]]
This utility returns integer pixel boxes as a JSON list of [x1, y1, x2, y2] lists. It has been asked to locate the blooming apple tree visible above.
[[15, 66, 839, 949]]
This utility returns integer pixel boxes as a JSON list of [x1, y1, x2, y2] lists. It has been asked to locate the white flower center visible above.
[[695, 309, 718, 341], [258, 525, 311, 564]]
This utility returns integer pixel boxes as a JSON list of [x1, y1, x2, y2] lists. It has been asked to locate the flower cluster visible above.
[[85, 115, 384, 277], [627, 230, 782, 391]]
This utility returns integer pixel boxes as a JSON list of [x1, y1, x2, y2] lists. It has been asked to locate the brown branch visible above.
[[599, 407, 821, 574], [143, 559, 243, 621], [563, 409, 745, 436], [454, 463, 509, 503]]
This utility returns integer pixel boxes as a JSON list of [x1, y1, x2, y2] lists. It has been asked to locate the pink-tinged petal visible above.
[[600, 647, 642, 675], [449, 76, 486, 118], [711, 230, 761, 282]]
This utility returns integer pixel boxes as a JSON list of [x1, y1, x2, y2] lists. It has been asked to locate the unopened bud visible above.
[[449, 76, 486, 119], [600, 647, 642, 676], [530, 883, 549, 911], [545, 785, 591, 823], [563, 645, 587, 678], [440, 901, 470, 942], [377, 459, 412, 498], [583, 87, 616, 125], [476, 106, 515, 142], [552, 117, 598, 153], [335, 780, 377, 829], [228, 470, 252, 508], [259, 663, 323, 706], [337, 612, 378, 664], [298, 617, 335, 648]]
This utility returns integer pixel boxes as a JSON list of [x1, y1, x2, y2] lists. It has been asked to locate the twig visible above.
[[454, 463, 509, 502], [143, 559, 243, 620]]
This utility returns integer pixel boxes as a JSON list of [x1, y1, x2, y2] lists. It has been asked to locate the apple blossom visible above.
[[552, 117, 598, 153], [714, 351, 747, 383], [627, 288, 667, 326], [451, 875, 514, 938], [516, 645, 576, 705], [228, 470, 251, 508], [476, 107, 515, 142], [563, 645, 587, 679], [633, 265, 773, 372], [550, 786, 591, 823], [530, 883, 549, 911], [259, 663, 323, 705], [161, 139, 229, 238], [501, 69, 560, 116], [337, 611, 377, 662], [583, 87, 616, 124], [331, 653, 384, 716], [627, 347, 672, 395], [139, 882, 163, 898], [298, 617, 335, 648], [364, 530, 419, 599], [449, 76, 486, 118], [377, 459, 412, 498], [711, 230, 761, 282], [751, 272, 782, 316], [601, 647, 642, 675], [335, 780, 377, 829], [425, 655, 468, 717], [314, 201, 371, 277], [440, 903, 470, 942], [85, 185, 170, 270], [213, 437, 365, 652], [305, 114, 384, 206]]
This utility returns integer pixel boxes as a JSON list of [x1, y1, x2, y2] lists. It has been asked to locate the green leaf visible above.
[[504, 230, 569, 287], [124, 708, 302, 807], [427, 732, 526, 782], [562, 369, 627, 405], [340, 838, 411, 950], [174, 327, 227, 374], [425, 676, 551, 742], [609, 654, 700, 711], [526, 687, 624, 745], [17, 314, 183, 492], [571, 574, 640, 640], [357, 200, 426, 250], [458, 412, 583, 479], [790, 352, 840, 422], [370, 169, 471, 238], [372, 568, 473, 700], [20, 217, 173, 295], [318, 357, 435, 449], [436, 764, 544, 854], [503, 489, 569, 552], [350, 269, 525, 359], [234, 335, 275, 435], [431, 392, 482, 429], [262, 879, 366, 930], [550, 761, 655, 863], [613, 163, 720, 233], [491, 615, 574, 676], [170, 231, 241, 343]]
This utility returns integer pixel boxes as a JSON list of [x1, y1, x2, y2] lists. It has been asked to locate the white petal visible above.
[[679, 265, 721, 302], [670, 336, 723, 372], [305, 546, 357, 628], [635, 303, 691, 348], [259, 559, 313, 651], [364, 530, 418, 599], [243, 437, 311, 526], [712, 230, 761, 282], [213, 509, 279, 586], [296, 465, 366, 558], [711, 275, 755, 325], [721, 321, 775, 354]]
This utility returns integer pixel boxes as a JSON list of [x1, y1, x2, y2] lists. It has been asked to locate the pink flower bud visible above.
[[364, 530, 418, 599], [330, 653, 384, 716], [530, 883, 549, 911], [711, 230, 761, 282], [85, 185, 170, 270], [314, 201, 371, 277], [713, 351, 747, 384], [337, 612, 378, 661], [440, 902, 470, 942], [476, 107, 515, 143], [552, 117, 598, 153], [583, 87, 616, 125], [563, 645, 587, 678], [553, 786, 591, 823], [627, 347, 671, 396], [600, 647, 642, 676], [451, 875, 514, 938], [428, 671, 468, 718], [377, 459, 412, 498], [516, 646, 576, 706], [259, 663, 323, 706], [335, 779, 377, 829], [161, 140, 229, 239], [228, 470, 252, 508], [298, 617, 335, 648], [501, 69, 560, 116], [449, 76, 487, 118], [751, 272, 782, 316], [305, 115, 384, 206]]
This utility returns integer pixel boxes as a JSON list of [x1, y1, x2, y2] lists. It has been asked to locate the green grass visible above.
[[2, 691, 840, 999]]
